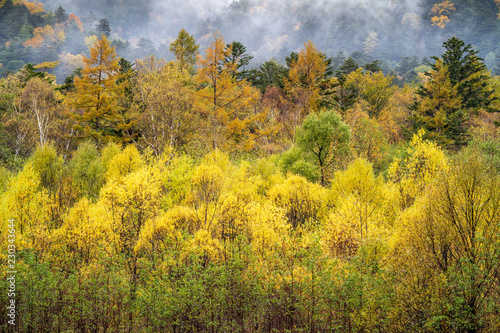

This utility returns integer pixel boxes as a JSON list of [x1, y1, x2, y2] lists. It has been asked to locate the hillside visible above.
[[0, 1, 500, 332]]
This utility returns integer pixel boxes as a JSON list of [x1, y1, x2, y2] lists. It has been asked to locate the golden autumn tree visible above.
[[23, 24, 65, 48], [132, 56, 198, 155], [388, 129, 449, 208], [284, 40, 330, 117], [363, 31, 380, 54], [68, 13, 84, 32], [67, 35, 124, 144], [195, 32, 261, 151], [430, 1, 456, 28], [20, 0, 44, 14]]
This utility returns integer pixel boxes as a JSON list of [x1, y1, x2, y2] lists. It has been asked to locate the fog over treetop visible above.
[[30, 0, 500, 63]]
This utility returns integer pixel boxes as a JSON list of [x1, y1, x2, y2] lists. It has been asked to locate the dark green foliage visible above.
[[435, 37, 497, 112], [54, 5, 68, 24], [20, 63, 53, 84], [96, 18, 111, 37], [4, 59, 24, 74], [57, 67, 82, 94], [285, 51, 299, 69], [333, 57, 359, 112], [225, 41, 253, 81], [363, 60, 382, 73], [396, 56, 420, 83], [16, 21, 33, 42], [410, 37, 495, 149], [0, 0, 31, 42], [248, 59, 287, 91], [336, 57, 359, 78]]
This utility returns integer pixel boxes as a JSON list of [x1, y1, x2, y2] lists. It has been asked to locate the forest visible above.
[[1, 0, 500, 332]]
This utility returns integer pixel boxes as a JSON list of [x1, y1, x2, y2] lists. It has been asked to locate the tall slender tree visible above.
[[67, 35, 123, 144], [195, 32, 260, 151], [169, 28, 199, 73]]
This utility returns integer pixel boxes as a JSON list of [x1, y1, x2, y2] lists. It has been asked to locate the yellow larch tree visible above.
[[67, 35, 125, 145], [195, 32, 261, 151], [363, 31, 380, 54], [284, 40, 329, 120]]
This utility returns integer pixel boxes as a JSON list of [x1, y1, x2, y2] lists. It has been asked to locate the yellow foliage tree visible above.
[[67, 35, 124, 144], [52, 198, 110, 268], [0, 165, 50, 252], [389, 150, 500, 331], [195, 32, 261, 151], [105, 144, 144, 181], [283, 40, 330, 123], [132, 57, 199, 155], [363, 31, 380, 54], [268, 174, 327, 229], [344, 68, 395, 117], [329, 158, 395, 246], [388, 129, 448, 207], [430, 1, 456, 28], [100, 164, 162, 317]]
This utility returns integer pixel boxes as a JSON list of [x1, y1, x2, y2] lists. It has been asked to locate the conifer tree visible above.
[[67, 35, 123, 144], [410, 59, 467, 148], [54, 5, 68, 24], [169, 28, 199, 73], [96, 18, 111, 37], [195, 32, 260, 151], [433, 37, 496, 111]]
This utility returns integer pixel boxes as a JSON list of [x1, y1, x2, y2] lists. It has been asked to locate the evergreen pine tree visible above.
[[96, 18, 111, 37], [54, 5, 68, 24]]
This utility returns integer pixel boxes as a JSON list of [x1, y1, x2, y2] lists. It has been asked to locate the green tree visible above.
[[54, 5, 68, 24], [96, 18, 111, 37], [410, 59, 468, 148], [169, 28, 199, 72], [334, 57, 360, 112], [432, 37, 497, 111], [224, 41, 253, 81], [296, 109, 351, 185], [248, 58, 287, 92]]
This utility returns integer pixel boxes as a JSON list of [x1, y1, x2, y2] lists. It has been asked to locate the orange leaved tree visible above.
[[195, 32, 261, 151], [67, 35, 128, 145]]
